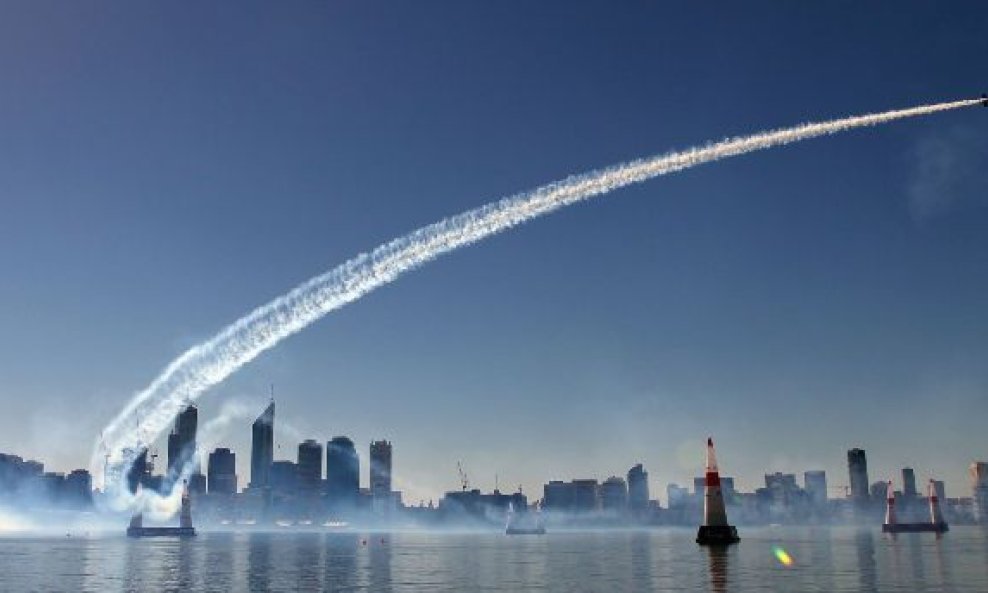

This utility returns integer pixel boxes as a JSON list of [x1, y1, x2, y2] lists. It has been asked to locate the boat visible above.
[[505, 502, 546, 535]]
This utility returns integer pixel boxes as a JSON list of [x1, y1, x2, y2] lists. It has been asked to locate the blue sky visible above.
[[1, 2, 986, 504]]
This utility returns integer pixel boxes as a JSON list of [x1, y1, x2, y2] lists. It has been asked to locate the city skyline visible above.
[[1, 3, 986, 508]]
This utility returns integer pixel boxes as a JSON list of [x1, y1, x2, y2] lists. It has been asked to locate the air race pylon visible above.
[[696, 437, 740, 545], [884, 481, 896, 526], [927, 480, 949, 533]]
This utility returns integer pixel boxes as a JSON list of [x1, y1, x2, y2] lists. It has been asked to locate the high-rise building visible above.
[[804, 470, 827, 507], [666, 484, 690, 510], [167, 404, 198, 474], [207, 448, 237, 495], [847, 448, 869, 505], [627, 464, 649, 513], [64, 469, 92, 508], [571, 479, 599, 512], [166, 404, 205, 493], [600, 476, 628, 511], [543, 481, 574, 511], [932, 479, 946, 503], [326, 436, 360, 507], [369, 440, 392, 498], [297, 440, 323, 495], [764, 473, 800, 507], [902, 467, 918, 498], [971, 461, 988, 523], [270, 460, 298, 497], [250, 401, 275, 490]]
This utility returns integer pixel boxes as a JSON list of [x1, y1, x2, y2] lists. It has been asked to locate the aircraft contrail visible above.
[[92, 97, 980, 507]]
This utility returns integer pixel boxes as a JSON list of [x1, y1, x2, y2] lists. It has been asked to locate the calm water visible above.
[[1, 526, 986, 592]]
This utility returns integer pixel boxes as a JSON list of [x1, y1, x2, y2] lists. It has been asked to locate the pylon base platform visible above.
[[696, 525, 740, 545], [882, 522, 948, 534]]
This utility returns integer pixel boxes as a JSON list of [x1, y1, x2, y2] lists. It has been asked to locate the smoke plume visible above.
[[92, 98, 980, 511]]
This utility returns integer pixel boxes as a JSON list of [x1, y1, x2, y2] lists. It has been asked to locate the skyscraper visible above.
[[326, 436, 359, 507], [207, 448, 237, 495], [369, 440, 392, 498], [627, 463, 649, 513], [847, 448, 869, 506], [600, 476, 628, 511], [167, 404, 198, 475], [250, 401, 275, 490], [166, 404, 204, 493], [902, 467, 917, 498], [804, 470, 827, 508], [297, 439, 323, 495]]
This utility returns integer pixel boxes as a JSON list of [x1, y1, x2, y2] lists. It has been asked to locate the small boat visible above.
[[505, 502, 546, 535]]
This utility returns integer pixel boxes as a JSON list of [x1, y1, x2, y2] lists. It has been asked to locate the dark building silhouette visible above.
[[901, 467, 918, 498], [571, 479, 599, 512], [847, 448, 870, 506], [64, 469, 92, 508], [600, 476, 628, 512], [627, 464, 649, 513], [167, 404, 198, 474], [250, 401, 275, 490], [543, 480, 574, 511], [207, 448, 237, 495], [804, 470, 827, 508], [125, 447, 150, 494], [270, 460, 298, 497], [297, 440, 323, 495], [326, 436, 360, 507], [370, 440, 392, 498]]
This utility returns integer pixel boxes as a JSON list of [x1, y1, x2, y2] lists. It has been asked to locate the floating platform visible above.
[[696, 525, 740, 545], [882, 522, 948, 534], [506, 526, 546, 535], [127, 526, 196, 538]]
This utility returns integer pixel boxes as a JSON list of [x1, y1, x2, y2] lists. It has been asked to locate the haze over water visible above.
[[1, 527, 986, 592]]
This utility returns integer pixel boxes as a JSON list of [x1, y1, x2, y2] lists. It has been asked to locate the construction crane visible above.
[[456, 461, 469, 492]]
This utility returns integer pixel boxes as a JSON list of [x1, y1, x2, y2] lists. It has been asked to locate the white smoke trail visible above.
[[92, 98, 979, 508]]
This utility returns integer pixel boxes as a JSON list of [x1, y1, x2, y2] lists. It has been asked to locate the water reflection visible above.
[[854, 529, 878, 593], [293, 533, 322, 590], [323, 533, 359, 590], [202, 533, 234, 591], [368, 535, 393, 592], [629, 531, 654, 589], [705, 545, 730, 593], [247, 533, 272, 592]]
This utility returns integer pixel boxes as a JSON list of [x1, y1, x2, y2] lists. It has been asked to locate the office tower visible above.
[[125, 447, 149, 493], [847, 448, 869, 505], [627, 464, 649, 512], [207, 448, 237, 495], [600, 476, 628, 511], [971, 461, 988, 523], [764, 472, 799, 507], [64, 469, 92, 507], [543, 481, 574, 511], [167, 404, 198, 474], [326, 436, 360, 506], [666, 484, 690, 510], [902, 467, 917, 498], [270, 461, 298, 497], [571, 479, 599, 512], [369, 440, 392, 498], [250, 401, 275, 490], [804, 470, 827, 507], [297, 439, 323, 495]]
